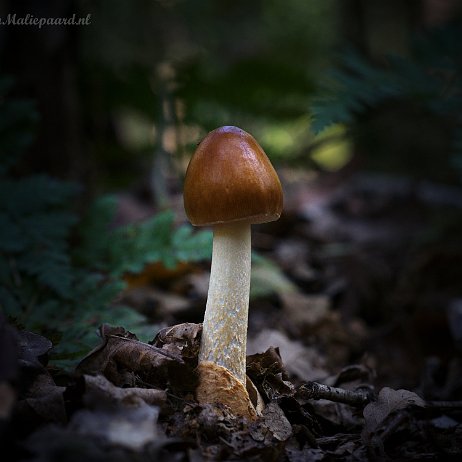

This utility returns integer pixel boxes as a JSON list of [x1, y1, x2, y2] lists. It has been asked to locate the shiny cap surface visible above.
[[184, 126, 283, 226]]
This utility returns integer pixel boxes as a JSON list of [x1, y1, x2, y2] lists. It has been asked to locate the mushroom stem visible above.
[[199, 222, 251, 385]]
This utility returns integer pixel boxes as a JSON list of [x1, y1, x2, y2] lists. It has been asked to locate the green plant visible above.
[[78, 197, 212, 276], [0, 187, 212, 369], [311, 27, 462, 174], [0, 78, 212, 369]]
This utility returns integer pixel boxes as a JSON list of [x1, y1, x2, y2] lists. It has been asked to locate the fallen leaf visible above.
[[23, 373, 66, 424], [310, 398, 363, 431], [362, 387, 425, 439], [69, 402, 161, 450], [317, 433, 366, 460], [18, 330, 52, 369], [260, 402, 293, 441], [13, 330, 66, 424], [246, 347, 295, 401], [76, 325, 182, 388], [247, 329, 328, 382], [83, 374, 166, 407], [333, 364, 375, 388], [152, 322, 201, 361]]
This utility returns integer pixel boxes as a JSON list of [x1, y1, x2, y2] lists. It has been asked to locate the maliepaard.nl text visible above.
[[0, 13, 92, 28]]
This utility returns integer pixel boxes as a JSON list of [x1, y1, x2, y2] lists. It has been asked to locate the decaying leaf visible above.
[[76, 324, 183, 388], [18, 330, 53, 370], [69, 401, 161, 450], [67, 371, 165, 451], [246, 346, 295, 401], [362, 387, 425, 440], [83, 374, 166, 407], [151, 322, 201, 360], [316, 433, 367, 460], [252, 402, 292, 442], [77, 323, 203, 397], [21, 373, 66, 424], [333, 364, 376, 388], [13, 330, 66, 424], [248, 329, 328, 382]]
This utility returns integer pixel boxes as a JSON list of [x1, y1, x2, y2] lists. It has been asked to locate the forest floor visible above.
[[2, 169, 462, 461]]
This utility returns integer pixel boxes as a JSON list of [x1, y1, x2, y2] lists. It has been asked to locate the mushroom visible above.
[[183, 126, 283, 418]]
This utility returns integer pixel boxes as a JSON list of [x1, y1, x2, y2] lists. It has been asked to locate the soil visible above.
[[2, 170, 462, 461]]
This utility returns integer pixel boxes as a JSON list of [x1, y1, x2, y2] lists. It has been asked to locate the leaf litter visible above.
[[2, 320, 461, 461], [4, 172, 462, 460]]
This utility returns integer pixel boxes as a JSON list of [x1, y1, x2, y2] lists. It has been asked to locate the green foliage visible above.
[[0, 79, 212, 369], [0, 182, 212, 368], [311, 27, 462, 173], [312, 50, 443, 133], [78, 197, 212, 275]]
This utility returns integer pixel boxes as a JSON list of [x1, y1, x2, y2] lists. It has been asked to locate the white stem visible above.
[[198, 222, 251, 384]]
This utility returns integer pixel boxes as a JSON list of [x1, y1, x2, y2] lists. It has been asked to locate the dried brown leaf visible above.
[[246, 346, 295, 401], [76, 325, 182, 388], [248, 329, 328, 382], [83, 374, 166, 407], [152, 322, 201, 361], [260, 402, 292, 441], [12, 330, 66, 424], [18, 330, 52, 369], [362, 387, 425, 439], [22, 372, 66, 423]]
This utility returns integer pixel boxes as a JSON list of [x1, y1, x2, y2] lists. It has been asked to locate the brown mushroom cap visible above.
[[184, 126, 283, 226]]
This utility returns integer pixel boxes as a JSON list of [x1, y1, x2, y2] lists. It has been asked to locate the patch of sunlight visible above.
[[311, 124, 352, 171], [263, 127, 293, 152], [258, 116, 311, 159], [117, 110, 155, 150]]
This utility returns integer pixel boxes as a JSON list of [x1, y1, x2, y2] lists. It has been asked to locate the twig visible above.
[[425, 400, 462, 410], [297, 381, 372, 407]]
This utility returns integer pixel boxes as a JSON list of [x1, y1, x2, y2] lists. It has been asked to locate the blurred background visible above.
[[1, 0, 461, 189], [1, 0, 462, 393]]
